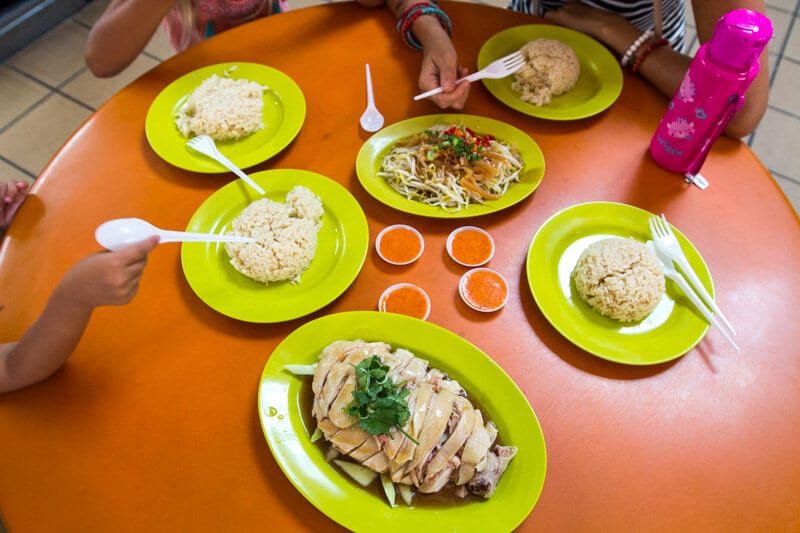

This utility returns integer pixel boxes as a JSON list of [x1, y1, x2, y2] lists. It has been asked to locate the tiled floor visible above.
[[1, 0, 799, 214]]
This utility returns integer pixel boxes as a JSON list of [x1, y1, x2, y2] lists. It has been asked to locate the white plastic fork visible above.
[[649, 214, 736, 336], [647, 242, 740, 353], [413, 50, 526, 101], [186, 135, 266, 196]]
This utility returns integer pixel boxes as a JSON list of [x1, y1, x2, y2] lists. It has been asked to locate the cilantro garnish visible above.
[[347, 355, 419, 444]]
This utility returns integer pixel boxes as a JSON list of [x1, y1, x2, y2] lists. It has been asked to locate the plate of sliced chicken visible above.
[[258, 311, 546, 532]]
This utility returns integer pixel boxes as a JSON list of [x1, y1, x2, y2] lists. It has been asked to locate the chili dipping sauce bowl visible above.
[[446, 226, 495, 267], [378, 283, 431, 320], [458, 268, 508, 312], [376, 224, 424, 265]]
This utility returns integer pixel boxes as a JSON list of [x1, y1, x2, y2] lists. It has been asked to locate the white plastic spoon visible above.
[[95, 218, 255, 251], [359, 64, 384, 132]]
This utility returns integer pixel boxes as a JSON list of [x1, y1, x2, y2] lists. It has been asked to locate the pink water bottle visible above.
[[649, 9, 772, 189]]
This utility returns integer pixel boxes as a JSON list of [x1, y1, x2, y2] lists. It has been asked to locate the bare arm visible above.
[[355, 0, 470, 109], [85, 0, 177, 78], [544, 0, 769, 137], [0, 237, 159, 393]]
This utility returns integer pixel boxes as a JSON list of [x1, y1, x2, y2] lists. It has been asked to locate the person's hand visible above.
[[56, 236, 160, 309], [420, 43, 471, 109], [411, 15, 470, 109], [0, 180, 29, 233]]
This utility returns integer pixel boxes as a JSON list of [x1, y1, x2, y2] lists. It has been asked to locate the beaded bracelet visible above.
[[397, 2, 452, 50], [620, 29, 654, 67], [631, 38, 669, 73], [397, 2, 430, 47], [396, 2, 452, 51]]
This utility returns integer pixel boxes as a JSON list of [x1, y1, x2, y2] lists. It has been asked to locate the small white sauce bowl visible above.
[[446, 226, 495, 267], [378, 282, 431, 321], [375, 224, 424, 266], [458, 268, 509, 312]]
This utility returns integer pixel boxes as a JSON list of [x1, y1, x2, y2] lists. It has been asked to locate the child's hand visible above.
[[0, 180, 30, 232], [412, 17, 470, 110], [57, 236, 160, 309], [421, 50, 470, 110]]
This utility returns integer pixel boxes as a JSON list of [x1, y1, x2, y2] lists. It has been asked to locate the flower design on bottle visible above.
[[666, 117, 695, 139], [677, 73, 696, 103]]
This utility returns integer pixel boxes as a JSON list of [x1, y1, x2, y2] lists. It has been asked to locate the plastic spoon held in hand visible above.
[[186, 135, 266, 195], [360, 64, 384, 132], [95, 218, 255, 251]]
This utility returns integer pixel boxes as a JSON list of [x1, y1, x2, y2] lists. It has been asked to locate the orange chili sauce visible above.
[[381, 285, 429, 319], [450, 228, 493, 266], [462, 270, 507, 311], [379, 227, 422, 264]]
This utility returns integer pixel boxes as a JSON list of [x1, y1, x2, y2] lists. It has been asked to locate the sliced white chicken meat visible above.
[[362, 450, 390, 474], [468, 445, 518, 498], [383, 385, 423, 462], [318, 419, 370, 455], [422, 397, 474, 483], [311, 340, 518, 500], [313, 348, 366, 419], [349, 435, 382, 463], [457, 414, 498, 486], [402, 387, 457, 482], [327, 375, 358, 429]]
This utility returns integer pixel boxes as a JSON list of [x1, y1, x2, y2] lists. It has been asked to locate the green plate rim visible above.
[[478, 25, 624, 120], [145, 62, 306, 172], [180, 169, 368, 323], [258, 311, 547, 531], [355, 114, 545, 219], [526, 201, 713, 364]]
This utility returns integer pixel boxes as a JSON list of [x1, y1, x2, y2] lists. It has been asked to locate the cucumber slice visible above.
[[380, 474, 396, 507], [333, 460, 377, 487], [397, 483, 414, 506], [282, 364, 316, 375]]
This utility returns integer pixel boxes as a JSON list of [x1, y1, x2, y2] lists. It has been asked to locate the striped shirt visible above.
[[506, 0, 687, 52]]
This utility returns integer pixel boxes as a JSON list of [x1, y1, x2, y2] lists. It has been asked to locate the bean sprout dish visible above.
[[378, 125, 524, 212]]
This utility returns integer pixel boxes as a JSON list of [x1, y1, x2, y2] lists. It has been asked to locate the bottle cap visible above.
[[708, 9, 773, 71]]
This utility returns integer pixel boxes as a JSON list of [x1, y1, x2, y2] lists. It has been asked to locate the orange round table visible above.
[[1, 3, 798, 531]]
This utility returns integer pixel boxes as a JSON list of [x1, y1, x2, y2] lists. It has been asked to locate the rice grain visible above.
[[512, 39, 580, 106], [572, 238, 665, 322], [225, 186, 323, 284], [175, 74, 264, 141]]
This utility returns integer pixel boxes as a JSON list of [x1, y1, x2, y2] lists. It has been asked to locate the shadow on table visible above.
[[517, 266, 681, 381]]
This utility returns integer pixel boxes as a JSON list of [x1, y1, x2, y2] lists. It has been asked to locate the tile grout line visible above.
[[749, 3, 798, 148], [767, 99, 800, 120], [0, 9, 114, 137], [0, 64, 97, 137], [774, 171, 800, 186], [767, 5, 797, 89], [0, 90, 54, 136], [0, 154, 37, 180]]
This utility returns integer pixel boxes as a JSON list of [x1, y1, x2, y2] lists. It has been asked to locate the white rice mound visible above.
[[511, 39, 581, 106], [572, 238, 665, 322], [225, 186, 323, 285], [175, 74, 264, 141]]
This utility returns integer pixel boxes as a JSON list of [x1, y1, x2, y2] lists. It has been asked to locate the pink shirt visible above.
[[164, 0, 288, 52]]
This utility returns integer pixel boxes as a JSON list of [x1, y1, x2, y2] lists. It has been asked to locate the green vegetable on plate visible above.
[[346, 355, 418, 444]]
